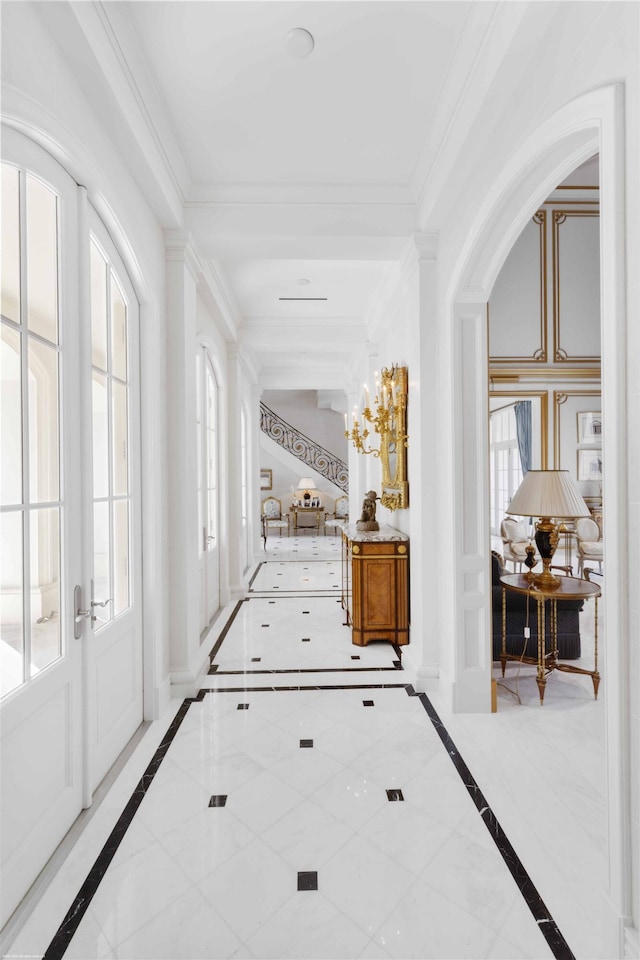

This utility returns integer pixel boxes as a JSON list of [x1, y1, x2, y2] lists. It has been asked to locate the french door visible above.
[[0, 127, 142, 925], [197, 346, 220, 634], [87, 223, 142, 787]]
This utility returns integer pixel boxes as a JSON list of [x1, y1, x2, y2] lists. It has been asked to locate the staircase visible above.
[[260, 402, 348, 493]]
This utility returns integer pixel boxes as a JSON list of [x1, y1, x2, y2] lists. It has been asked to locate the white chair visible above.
[[325, 495, 348, 535], [261, 496, 290, 547], [575, 516, 603, 576], [500, 517, 533, 572]]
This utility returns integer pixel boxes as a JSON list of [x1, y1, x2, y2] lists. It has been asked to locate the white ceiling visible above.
[[128, 1, 473, 190], [78, 1, 536, 388]]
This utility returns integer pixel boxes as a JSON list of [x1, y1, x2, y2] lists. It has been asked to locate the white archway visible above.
[[447, 84, 631, 954]]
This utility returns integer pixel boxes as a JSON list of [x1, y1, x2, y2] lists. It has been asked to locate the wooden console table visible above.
[[341, 524, 409, 647], [500, 573, 601, 705]]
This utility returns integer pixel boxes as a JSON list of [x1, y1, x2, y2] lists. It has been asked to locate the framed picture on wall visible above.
[[260, 468, 272, 490], [577, 411, 602, 443], [578, 449, 603, 481]]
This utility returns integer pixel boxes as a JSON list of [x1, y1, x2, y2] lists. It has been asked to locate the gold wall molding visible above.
[[489, 210, 547, 364], [553, 388, 601, 468], [490, 366, 601, 384], [552, 210, 600, 363], [489, 390, 549, 469]]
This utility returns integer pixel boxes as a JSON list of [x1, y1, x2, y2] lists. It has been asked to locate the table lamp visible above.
[[297, 477, 315, 502], [506, 470, 590, 589]]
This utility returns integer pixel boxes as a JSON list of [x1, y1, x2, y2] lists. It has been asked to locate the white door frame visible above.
[[0, 126, 84, 927], [446, 84, 631, 954]]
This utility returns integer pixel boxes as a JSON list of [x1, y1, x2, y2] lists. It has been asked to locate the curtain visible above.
[[514, 400, 532, 474]]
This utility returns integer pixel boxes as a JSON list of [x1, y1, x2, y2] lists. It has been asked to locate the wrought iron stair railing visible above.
[[260, 402, 348, 493]]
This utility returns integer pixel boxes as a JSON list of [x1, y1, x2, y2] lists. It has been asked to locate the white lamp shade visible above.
[[297, 477, 315, 490], [507, 470, 590, 519]]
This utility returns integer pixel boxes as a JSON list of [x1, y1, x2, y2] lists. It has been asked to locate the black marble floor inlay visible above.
[[209, 795, 227, 807], [302, 610, 310, 614], [406, 685, 576, 960], [42, 692, 204, 960], [386, 788, 404, 801], [251, 657, 261, 662], [209, 664, 219, 673], [207, 599, 244, 661], [351, 655, 361, 660], [212, 666, 403, 675], [297, 871, 318, 891], [300, 739, 314, 748], [301, 637, 311, 642], [43, 582, 574, 960], [363, 699, 375, 706]]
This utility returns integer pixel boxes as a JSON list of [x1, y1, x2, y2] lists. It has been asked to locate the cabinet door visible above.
[[362, 558, 397, 630]]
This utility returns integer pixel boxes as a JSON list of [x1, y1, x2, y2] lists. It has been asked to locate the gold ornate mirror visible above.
[[379, 365, 409, 510]]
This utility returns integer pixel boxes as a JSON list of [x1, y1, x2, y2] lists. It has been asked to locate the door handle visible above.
[[36, 610, 57, 624], [74, 587, 113, 638]]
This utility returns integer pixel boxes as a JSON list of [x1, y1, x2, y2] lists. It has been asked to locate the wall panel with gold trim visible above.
[[488, 211, 547, 363], [552, 210, 600, 362], [489, 190, 600, 371]]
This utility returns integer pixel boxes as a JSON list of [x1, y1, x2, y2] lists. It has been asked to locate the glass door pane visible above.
[[1, 164, 21, 324], [89, 237, 131, 629], [0, 512, 23, 697], [205, 361, 217, 548], [26, 175, 58, 344], [1, 162, 62, 697]]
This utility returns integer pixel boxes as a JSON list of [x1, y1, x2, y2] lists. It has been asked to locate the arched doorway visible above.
[[448, 84, 630, 952]]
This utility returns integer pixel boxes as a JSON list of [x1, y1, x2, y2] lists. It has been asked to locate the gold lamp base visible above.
[[529, 517, 561, 589]]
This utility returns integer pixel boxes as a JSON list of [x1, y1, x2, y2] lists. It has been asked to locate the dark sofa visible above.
[[491, 551, 582, 661]]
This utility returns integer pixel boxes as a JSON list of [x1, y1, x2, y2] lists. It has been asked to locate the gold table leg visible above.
[[536, 597, 547, 705], [592, 595, 601, 699], [501, 587, 507, 677]]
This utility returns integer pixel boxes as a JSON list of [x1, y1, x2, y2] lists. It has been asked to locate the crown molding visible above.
[[365, 262, 403, 343], [413, 2, 553, 230], [68, 1, 189, 221], [164, 230, 203, 282], [201, 261, 241, 341]]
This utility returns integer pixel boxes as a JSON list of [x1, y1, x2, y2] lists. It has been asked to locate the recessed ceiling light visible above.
[[297, 278, 311, 286], [285, 28, 314, 59]]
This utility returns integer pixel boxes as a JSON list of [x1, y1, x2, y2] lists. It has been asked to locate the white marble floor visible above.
[[4, 534, 607, 960]]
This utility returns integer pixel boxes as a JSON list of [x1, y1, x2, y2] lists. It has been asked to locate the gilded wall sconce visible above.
[[345, 364, 409, 510]]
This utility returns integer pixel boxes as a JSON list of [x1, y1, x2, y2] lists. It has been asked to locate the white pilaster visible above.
[[400, 235, 440, 687], [226, 343, 245, 598], [165, 233, 202, 694]]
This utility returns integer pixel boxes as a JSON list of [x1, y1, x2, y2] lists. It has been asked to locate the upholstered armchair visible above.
[[261, 496, 290, 547], [325, 495, 348, 535], [575, 516, 603, 576], [500, 517, 535, 572]]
